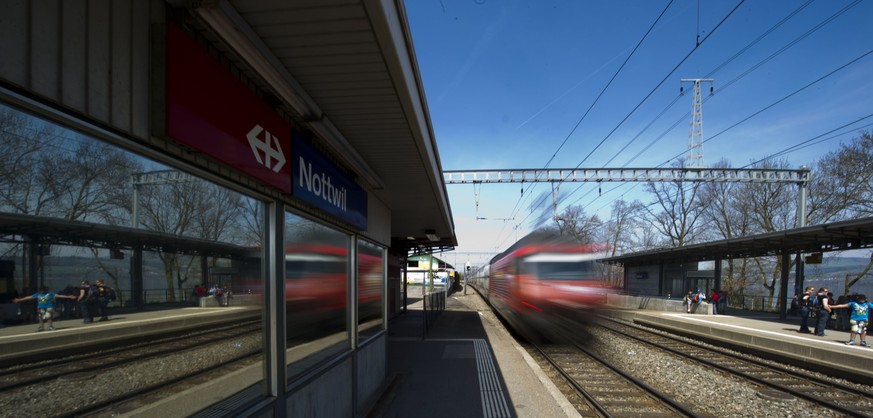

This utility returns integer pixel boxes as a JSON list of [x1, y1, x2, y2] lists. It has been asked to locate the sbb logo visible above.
[[247, 124, 286, 173]]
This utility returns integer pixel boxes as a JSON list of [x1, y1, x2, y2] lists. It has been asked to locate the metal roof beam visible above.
[[443, 167, 810, 184]]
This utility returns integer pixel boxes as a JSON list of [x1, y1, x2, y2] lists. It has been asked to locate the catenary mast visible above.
[[680, 78, 713, 169]]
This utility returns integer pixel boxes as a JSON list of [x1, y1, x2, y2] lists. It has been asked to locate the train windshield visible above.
[[520, 253, 602, 280]]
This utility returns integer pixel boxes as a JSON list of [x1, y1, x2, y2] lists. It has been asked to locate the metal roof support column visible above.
[[794, 254, 805, 301], [714, 259, 722, 293], [131, 245, 144, 310], [623, 264, 629, 292], [794, 175, 808, 302], [779, 252, 790, 319], [658, 262, 664, 296], [200, 256, 209, 291], [25, 238, 38, 292]]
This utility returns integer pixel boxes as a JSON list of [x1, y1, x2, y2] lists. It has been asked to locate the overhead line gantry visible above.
[[444, 167, 811, 226], [443, 167, 809, 185]]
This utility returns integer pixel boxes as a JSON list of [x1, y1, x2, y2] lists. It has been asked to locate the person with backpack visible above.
[[76, 280, 97, 324], [797, 286, 816, 334], [813, 287, 832, 337], [94, 279, 114, 322]]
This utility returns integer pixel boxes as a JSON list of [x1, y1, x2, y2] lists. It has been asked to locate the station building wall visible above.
[[0, 1, 392, 416]]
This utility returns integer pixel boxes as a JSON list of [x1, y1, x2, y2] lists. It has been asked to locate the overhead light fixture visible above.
[[425, 229, 439, 242], [406, 236, 416, 241]]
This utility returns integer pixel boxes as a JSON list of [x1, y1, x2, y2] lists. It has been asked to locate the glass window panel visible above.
[[284, 211, 349, 377], [0, 103, 266, 416], [357, 239, 384, 342]]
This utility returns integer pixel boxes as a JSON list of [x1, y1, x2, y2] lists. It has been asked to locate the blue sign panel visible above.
[[292, 132, 368, 230]]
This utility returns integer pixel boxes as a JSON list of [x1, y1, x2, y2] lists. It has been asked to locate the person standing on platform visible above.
[[94, 280, 114, 322], [813, 287, 832, 337], [831, 294, 872, 347], [797, 286, 816, 333], [13, 286, 76, 331], [192, 284, 204, 306], [709, 289, 720, 315], [77, 280, 96, 324]]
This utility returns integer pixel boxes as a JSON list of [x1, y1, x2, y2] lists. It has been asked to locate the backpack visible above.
[[691, 294, 699, 303], [81, 286, 95, 302]]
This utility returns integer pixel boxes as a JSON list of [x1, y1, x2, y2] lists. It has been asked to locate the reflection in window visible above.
[[284, 212, 349, 376], [0, 103, 266, 416], [357, 239, 384, 342]]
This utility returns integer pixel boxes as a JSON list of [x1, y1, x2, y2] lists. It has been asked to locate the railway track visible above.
[[595, 317, 873, 418], [0, 321, 262, 417], [534, 341, 697, 417]]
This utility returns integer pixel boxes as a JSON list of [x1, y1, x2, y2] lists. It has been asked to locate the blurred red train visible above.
[[232, 242, 383, 339], [469, 231, 610, 341]]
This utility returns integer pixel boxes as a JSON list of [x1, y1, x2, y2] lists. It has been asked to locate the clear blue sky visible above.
[[403, 0, 873, 265]]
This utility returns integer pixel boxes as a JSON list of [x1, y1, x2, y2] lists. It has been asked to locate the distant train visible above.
[[468, 231, 611, 342]]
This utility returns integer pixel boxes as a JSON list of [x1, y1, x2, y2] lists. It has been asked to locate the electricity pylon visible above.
[[680, 78, 713, 169]]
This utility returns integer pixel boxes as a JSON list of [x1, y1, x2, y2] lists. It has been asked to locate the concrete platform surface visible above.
[[371, 288, 580, 418]]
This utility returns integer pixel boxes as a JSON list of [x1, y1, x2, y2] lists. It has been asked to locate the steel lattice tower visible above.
[[680, 78, 713, 169]]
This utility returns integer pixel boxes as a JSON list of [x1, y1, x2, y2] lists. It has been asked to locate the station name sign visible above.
[[164, 22, 292, 194], [292, 132, 367, 230]]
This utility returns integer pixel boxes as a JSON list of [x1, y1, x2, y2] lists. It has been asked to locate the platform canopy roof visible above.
[[173, 0, 457, 250], [601, 217, 873, 267], [0, 213, 250, 258]]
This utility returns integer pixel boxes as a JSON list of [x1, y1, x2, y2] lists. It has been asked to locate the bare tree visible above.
[[553, 204, 600, 244], [0, 107, 58, 215], [745, 159, 798, 306], [599, 199, 645, 287], [42, 138, 139, 224], [810, 132, 873, 292], [698, 158, 754, 302], [643, 160, 707, 247], [137, 178, 245, 301]]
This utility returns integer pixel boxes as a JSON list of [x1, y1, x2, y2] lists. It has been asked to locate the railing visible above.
[[139, 288, 197, 305], [624, 290, 783, 314], [732, 294, 782, 312], [422, 286, 447, 337]]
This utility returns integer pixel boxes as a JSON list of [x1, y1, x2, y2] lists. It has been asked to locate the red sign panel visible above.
[[165, 22, 292, 193]]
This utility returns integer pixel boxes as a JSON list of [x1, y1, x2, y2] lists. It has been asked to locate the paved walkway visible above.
[[371, 288, 579, 418]]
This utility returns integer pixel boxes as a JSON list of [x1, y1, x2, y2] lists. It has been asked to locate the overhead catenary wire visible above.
[[489, 0, 682, 250], [508, 0, 747, 234], [562, 0, 828, 209], [479, 1, 865, 252], [563, 1, 865, 212], [498, 0, 678, 232]]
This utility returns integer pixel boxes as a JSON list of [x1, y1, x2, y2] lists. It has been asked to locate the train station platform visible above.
[[370, 288, 580, 418], [600, 306, 873, 384], [0, 305, 259, 366]]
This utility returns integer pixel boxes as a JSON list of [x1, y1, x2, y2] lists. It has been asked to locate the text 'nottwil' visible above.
[[299, 157, 347, 211]]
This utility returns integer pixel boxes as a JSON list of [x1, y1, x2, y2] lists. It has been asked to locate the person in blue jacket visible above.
[[831, 294, 872, 347], [13, 285, 76, 331]]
